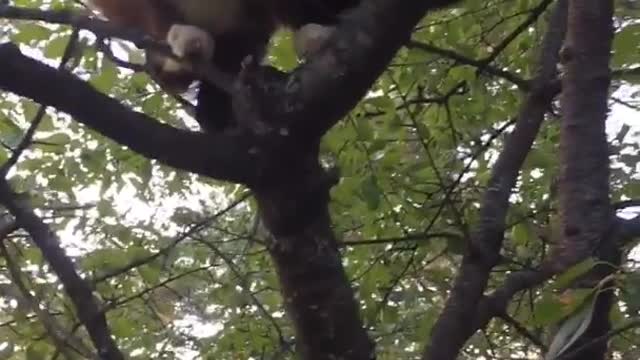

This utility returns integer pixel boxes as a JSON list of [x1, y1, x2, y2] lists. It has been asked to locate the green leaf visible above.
[[511, 221, 533, 246], [37, 133, 70, 145], [360, 176, 381, 210], [44, 34, 71, 59], [91, 60, 119, 92], [553, 258, 598, 290], [612, 24, 640, 67], [0, 115, 23, 148], [12, 23, 52, 44], [111, 316, 138, 338], [531, 294, 566, 326], [545, 293, 598, 360]]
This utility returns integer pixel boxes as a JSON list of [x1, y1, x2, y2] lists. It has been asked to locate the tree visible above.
[[0, 0, 638, 359]]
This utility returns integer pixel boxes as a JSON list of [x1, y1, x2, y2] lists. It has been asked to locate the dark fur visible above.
[[90, 0, 361, 132], [196, 0, 361, 132]]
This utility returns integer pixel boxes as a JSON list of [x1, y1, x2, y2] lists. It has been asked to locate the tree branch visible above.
[[256, 0, 463, 143], [0, 179, 126, 359], [0, 43, 262, 184], [0, 239, 93, 358], [619, 215, 640, 241], [422, 1, 567, 359], [551, 0, 616, 358]]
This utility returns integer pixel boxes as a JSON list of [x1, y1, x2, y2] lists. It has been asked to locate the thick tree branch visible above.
[[552, 0, 615, 358], [0, 179, 126, 359], [262, 0, 462, 143], [2, 3, 467, 359], [422, 1, 567, 359], [0, 43, 262, 184], [0, 0, 462, 186], [558, 0, 613, 261], [619, 215, 640, 241]]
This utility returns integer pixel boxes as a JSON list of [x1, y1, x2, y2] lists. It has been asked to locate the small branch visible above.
[[0, 28, 80, 177], [341, 231, 461, 247], [498, 313, 546, 350], [422, 1, 567, 359], [0, 239, 93, 358], [479, 0, 555, 70], [92, 192, 250, 283], [406, 41, 529, 89], [0, 179, 126, 359]]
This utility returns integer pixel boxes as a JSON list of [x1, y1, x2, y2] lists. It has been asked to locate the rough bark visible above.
[[422, 1, 567, 359], [555, 0, 616, 359], [0, 1, 463, 359]]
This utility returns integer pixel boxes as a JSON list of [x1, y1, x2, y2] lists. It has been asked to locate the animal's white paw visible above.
[[166, 24, 215, 61], [293, 23, 335, 59]]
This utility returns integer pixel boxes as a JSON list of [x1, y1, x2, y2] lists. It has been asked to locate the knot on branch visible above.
[[231, 59, 292, 135]]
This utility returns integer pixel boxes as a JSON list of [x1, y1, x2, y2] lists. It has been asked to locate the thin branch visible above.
[[0, 239, 94, 358], [0, 179, 126, 359], [406, 41, 529, 89], [92, 191, 251, 283], [342, 231, 461, 247], [422, 1, 567, 358], [498, 313, 546, 350], [0, 28, 80, 177], [480, 0, 555, 69]]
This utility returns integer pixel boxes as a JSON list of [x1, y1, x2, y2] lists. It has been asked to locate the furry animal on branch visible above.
[[88, 0, 361, 132]]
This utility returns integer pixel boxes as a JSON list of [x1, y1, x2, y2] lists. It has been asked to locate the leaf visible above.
[[523, 147, 554, 169], [552, 258, 598, 290], [142, 93, 164, 115], [11, 23, 52, 44], [111, 316, 138, 338], [511, 221, 534, 246], [268, 29, 298, 70], [0, 115, 23, 148], [360, 176, 381, 210], [621, 272, 640, 315], [25, 341, 50, 360], [35, 133, 70, 153], [531, 294, 566, 326], [545, 292, 598, 360], [612, 24, 640, 67], [90, 60, 119, 92], [355, 120, 374, 141], [43, 34, 71, 59]]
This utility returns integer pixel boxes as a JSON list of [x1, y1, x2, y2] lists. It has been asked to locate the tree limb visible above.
[[0, 43, 262, 184], [0, 179, 126, 359], [422, 1, 567, 359]]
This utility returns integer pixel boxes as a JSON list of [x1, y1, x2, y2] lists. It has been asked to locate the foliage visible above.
[[0, 0, 639, 359]]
